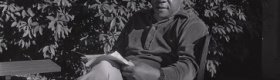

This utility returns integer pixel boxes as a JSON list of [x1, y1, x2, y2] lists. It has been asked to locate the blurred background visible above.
[[0, 0, 278, 80]]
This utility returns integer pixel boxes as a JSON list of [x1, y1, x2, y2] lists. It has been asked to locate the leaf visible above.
[[207, 60, 217, 77], [27, 8, 35, 17], [49, 46, 55, 56], [95, 0, 101, 4], [68, 15, 74, 20], [113, 0, 118, 4], [103, 43, 111, 54], [238, 12, 246, 21], [15, 12, 21, 16], [41, 4, 49, 11], [54, 0, 61, 3], [99, 34, 107, 41], [63, 27, 70, 36], [120, 17, 127, 23], [14, 6, 23, 12], [1, 5, 7, 13], [54, 42, 58, 48], [28, 17, 32, 24], [32, 41, 36, 45], [204, 10, 210, 17], [10, 14, 16, 21], [118, 17, 125, 28], [61, 0, 65, 6], [25, 40, 31, 48], [65, 0, 72, 7], [103, 4, 111, 11], [56, 0, 62, 6], [110, 18, 116, 30], [226, 27, 231, 33], [54, 33, 58, 41], [241, 15, 246, 21], [5, 14, 10, 21], [22, 10, 27, 18], [8, 5, 15, 12], [48, 21, 55, 29], [0, 46, 2, 53], [224, 35, 230, 42], [43, 46, 49, 54], [30, 22, 39, 26], [11, 22, 17, 27], [23, 30, 29, 37], [221, 29, 226, 34], [47, 16, 55, 21], [19, 39, 25, 48], [62, 31, 65, 38], [17, 21, 27, 28], [57, 24, 62, 38], [34, 26, 40, 33]]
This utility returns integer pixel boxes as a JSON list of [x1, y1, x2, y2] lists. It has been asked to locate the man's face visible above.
[[151, 0, 183, 19]]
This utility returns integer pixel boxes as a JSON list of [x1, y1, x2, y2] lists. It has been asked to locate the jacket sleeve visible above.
[[112, 14, 135, 56], [161, 17, 208, 80]]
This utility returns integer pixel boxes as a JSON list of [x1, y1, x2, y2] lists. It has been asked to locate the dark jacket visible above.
[[114, 8, 208, 80]]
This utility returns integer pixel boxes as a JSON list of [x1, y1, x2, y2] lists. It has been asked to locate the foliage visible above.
[[0, 0, 83, 79], [187, 0, 262, 77], [74, 0, 151, 55], [0, 0, 262, 79]]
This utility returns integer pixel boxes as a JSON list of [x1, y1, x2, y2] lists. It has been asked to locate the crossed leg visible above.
[[77, 60, 123, 80]]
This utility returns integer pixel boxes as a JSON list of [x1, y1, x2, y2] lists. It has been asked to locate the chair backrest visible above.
[[193, 35, 211, 80]]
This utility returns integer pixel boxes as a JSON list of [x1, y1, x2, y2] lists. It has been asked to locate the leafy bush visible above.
[[188, 0, 262, 77], [0, 0, 84, 79], [0, 0, 261, 79]]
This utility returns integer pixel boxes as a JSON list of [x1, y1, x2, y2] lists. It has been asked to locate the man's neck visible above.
[[153, 14, 164, 21]]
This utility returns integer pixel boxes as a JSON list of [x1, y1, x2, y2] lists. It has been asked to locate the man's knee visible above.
[[78, 60, 123, 80], [96, 60, 121, 69], [90, 60, 122, 76], [90, 60, 123, 80]]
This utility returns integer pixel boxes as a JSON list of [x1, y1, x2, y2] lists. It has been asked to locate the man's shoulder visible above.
[[176, 9, 204, 24], [176, 9, 207, 31], [176, 9, 199, 19]]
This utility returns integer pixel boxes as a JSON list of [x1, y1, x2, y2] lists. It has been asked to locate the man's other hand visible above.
[[122, 62, 160, 80]]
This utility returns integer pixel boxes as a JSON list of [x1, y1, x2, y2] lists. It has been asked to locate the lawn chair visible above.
[[194, 35, 211, 80]]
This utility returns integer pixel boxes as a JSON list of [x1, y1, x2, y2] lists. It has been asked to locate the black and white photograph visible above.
[[0, 0, 277, 80]]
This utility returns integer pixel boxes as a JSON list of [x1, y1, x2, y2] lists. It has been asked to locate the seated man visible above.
[[78, 0, 208, 80]]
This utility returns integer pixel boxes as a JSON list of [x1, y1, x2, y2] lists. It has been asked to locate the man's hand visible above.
[[122, 62, 160, 80]]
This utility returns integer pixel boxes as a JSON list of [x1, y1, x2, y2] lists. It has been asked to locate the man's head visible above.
[[151, 0, 183, 20]]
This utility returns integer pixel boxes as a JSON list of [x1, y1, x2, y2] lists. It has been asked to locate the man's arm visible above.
[[161, 19, 208, 80], [113, 14, 135, 55]]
